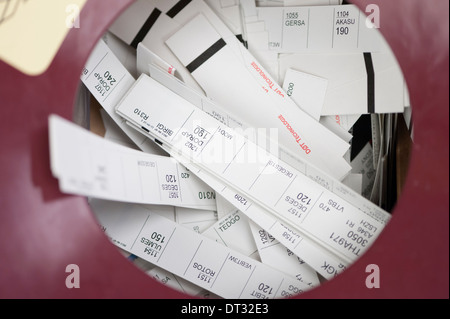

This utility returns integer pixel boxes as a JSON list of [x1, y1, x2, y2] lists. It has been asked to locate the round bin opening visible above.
[[72, 0, 414, 299]]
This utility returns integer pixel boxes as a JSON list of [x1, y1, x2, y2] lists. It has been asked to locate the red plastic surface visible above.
[[0, 0, 448, 299]]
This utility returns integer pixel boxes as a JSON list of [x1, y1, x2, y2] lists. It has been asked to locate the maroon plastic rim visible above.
[[0, 0, 448, 299]]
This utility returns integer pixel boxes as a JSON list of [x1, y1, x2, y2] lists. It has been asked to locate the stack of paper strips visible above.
[[50, 0, 413, 299]]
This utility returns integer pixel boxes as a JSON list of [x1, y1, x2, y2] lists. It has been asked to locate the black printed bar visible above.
[[130, 8, 162, 49], [186, 38, 227, 73], [363, 52, 375, 114], [166, 0, 192, 19]]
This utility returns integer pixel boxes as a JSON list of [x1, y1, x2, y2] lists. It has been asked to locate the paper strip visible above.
[[115, 74, 391, 271], [49, 114, 217, 210], [90, 198, 306, 299]]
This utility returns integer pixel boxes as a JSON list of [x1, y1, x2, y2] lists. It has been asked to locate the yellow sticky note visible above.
[[0, 0, 87, 76]]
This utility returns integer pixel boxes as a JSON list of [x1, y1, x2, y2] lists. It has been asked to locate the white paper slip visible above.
[[148, 62, 250, 135], [146, 131, 352, 281], [108, 0, 204, 94], [256, 0, 283, 7], [117, 73, 385, 218], [283, 0, 342, 5], [215, 194, 237, 219], [175, 207, 218, 234], [203, 210, 319, 293], [108, 0, 252, 94], [123, 253, 156, 273], [319, 116, 353, 144], [175, 161, 349, 280], [140, 204, 177, 222], [81, 39, 168, 158], [246, 21, 266, 33], [102, 31, 138, 78], [323, 114, 361, 133], [91, 200, 206, 295], [351, 142, 376, 200], [115, 74, 392, 269], [278, 52, 406, 115], [202, 210, 259, 258], [342, 174, 363, 195], [402, 106, 414, 141], [90, 199, 307, 299], [241, 0, 258, 22], [100, 109, 141, 150], [148, 60, 352, 183], [204, 0, 243, 37], [248, 221, 320, 289], [371, 113, 382, 172], [282, 68, 328, 121], [147, 266, 206, 297], [246, 47, 280, 83], [148, 60, 354, 193], [241, 0, 386, 54], [49, 115, 217, 210], [257, 0, 341, 5], [165, 14, 352, 179], [81, 40, 135, 118], [137, 43, 178, 79], [404, 80, 411, 108]]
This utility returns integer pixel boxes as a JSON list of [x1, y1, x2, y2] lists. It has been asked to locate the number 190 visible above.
[[336, 27, 349, 35]]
